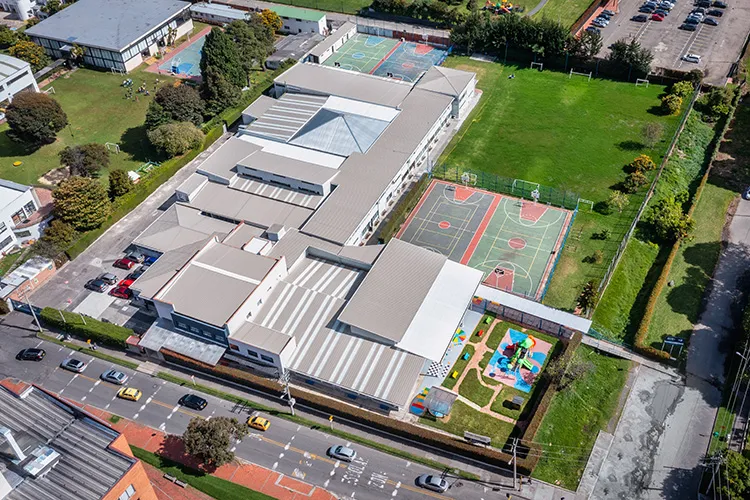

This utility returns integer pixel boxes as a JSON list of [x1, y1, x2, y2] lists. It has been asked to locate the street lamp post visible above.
[[19, 288, 42, 333]]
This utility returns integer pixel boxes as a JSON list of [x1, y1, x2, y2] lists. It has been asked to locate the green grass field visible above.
[[442, 344, 474, 390], [269, 0, 370, 14], [532, 0, 595, 27], [532, 346, 631, 489], [420, 400, 516, 448], [458, 368, 495, 406], [0, 66, 176, 186]]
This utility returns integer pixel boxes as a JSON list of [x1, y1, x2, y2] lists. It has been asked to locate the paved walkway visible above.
[[142, 462, 214, 500]]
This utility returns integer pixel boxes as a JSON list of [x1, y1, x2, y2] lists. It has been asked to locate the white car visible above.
[[60, 358, 86, 373], [683, 53, 702, 63], [327, 445, 357, 462], [416, 475, 449, 493], [101, 369, 129, 385]]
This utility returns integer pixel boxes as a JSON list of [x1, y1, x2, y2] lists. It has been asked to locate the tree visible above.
[[607, 190, 630, 213], [153, 84, 205, 127], [661, 93, 682, 116], [34, 219, 77, 257], [259, 9, 282, 32], [0, 25, 19, 49], [622, 170, 648, 193], [69, 43, 86, 65], [646, 195, 695, 242], [145, 101, 171, 131], [147, 121, 204, 157], [607, 39, 653, 75], [546, 354, 595, 390], [720, 450, 750, 499], [183, 417, 247, 468], [9, 40, 49, 72], [629, 154, 656, 173], [577, 280, 598, 315], [200, 27, 245, 89], [687, 69, 703, 87], [58, 143, 110, 177], [642, 122, 664, 148], [5, 91, 68, 145], [202, 65, 241, 116], [53, 176, 111, 231], [670, 80, 694, 99], [226, 17, 275, 78], [570, 31, 602, 60], [41, 0, 66, 15], [700, 86, 734, 120], [108, 169, 133, 199]]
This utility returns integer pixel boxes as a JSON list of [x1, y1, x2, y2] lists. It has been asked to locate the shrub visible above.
[[622, 170, 648, 193], [147, 121, 204, 157], [9, 40, 49, 72], [646, 196, 695, 242], [259, 9, 282, 32], [630, 154, 656, 173], [40, 307, 132, 348], [5, 91, 68, 145], [699, 87, 734, 121], [59, 143, 110, 177], [577, 280, 598, 313], [0, 25, 18, 49], [670, 81, 694, 99], [642, 122, 664, 148], [108, 169, 133, 198], [53, 176, 111, 231], [152, 84, 205, 127], [661, 94, 682, 115], [607, 191, 630, 213]]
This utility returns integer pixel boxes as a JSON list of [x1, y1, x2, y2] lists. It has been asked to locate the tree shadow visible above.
[[682, 241, 723, 276], [708, 98, 750, 192], [647, 105, 667, 116], [158, 433, 207, 472], [0, 129, 43, 158], [664, 267, 708, 325], [119, 125, 158, 163], [623, 245, 672, 345], [617, 140, 644, 152]]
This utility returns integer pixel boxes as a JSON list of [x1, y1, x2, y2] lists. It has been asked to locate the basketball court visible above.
[[322, 33, 448, 83], [397, 180, 573, 300]]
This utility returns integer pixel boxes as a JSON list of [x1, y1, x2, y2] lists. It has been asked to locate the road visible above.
[[0, 331, 517, 500]]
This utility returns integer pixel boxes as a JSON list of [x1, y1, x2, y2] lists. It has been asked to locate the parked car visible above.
[[704, 17, 719, 25], [597, 11, 612, 19], [416, 475, 449, 493], [16, 348, 45, 361], [179, 394, 208, 410], [602, 9, 616, 15], [592, 19, 607, 27], [125, 252, 145, 263], [85, 278, 109, 292], [101, 369, 129, 385], [707, 8, 723, 15], [683, 53, 702, 63], [143, 255, 158, 267], [651, 13, 664, 20], [113, 258, 136, 270], [639, 5, 656, 12], [60, 358, 86, 373], [681, 22, 698, 30], [585, 26, 602, 33], [118, 278, 135, 288], [127, 266, 146, 280], [654, 9, 668, 16], [109, 286, 132, 299], [696, 0, 710, 7], [693, 7, 707, 14], [743, 186, 750, 200], [98, 273, 118, 285], [247, 416, 271, 431], [684, 16, 700, 23], [632, 13, 649, 21], [117, 387, 142, 402], [713, 0, 727, 7], [328, 445, 357, 462]]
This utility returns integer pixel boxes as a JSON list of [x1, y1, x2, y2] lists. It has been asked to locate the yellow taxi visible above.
[[117, 387, 143, 402], [247, 415, 270, 431]]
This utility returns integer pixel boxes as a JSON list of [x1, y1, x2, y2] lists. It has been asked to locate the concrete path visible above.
[[526, 0, 549, 17]]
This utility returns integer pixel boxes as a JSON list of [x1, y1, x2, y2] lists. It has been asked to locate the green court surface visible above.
[[321, 33, 399, 74]]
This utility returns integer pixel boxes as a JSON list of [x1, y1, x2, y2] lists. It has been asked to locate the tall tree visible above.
[[153, 84, 205, 126], [58, 143, 110, 177], [33, 219, 77, 258], [53, 176, 111, 231], [9, 40, 49, 72], [108, 169, 133, 199], [226, 17, 275, 77], [258, 9, 282, 32], [5, 91, 68, 145], [0, 25, 18, 49], [183, 417, 248, 469], [202, 65, 241, 116], [200, 27, 245, 88]]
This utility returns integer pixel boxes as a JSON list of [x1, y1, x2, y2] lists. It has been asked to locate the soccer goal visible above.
[[105, 142, 121, 154], [44, 86, 55, 95], [636, 78, 650, 87], [577, 198, 594, 210], [110, 67, 125, 75], [569, 68, 593, 82], [461, 172, 478, 186], [530, 61, 544, 71], [512, 178, 540, 198]]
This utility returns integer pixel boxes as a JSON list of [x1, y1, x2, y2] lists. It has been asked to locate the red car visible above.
[[118, 278, 135, 288], [651, 13, 664, 20], [113, 258, 136, 270], [109, 286, 132, 299]]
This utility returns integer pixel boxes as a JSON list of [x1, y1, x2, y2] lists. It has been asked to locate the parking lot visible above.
[[596, 0, 750, 85]]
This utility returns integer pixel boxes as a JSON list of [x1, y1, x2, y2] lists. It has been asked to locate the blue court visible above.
[[158, 35, 206, 78]]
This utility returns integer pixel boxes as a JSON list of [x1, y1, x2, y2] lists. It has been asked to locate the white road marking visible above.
[[285, 442, 291, 450], [35, 341, 43, 348], [159, 422, 166, 431], [139, 404, 146, 411], [105, 404, 111, 409], [231, 446, 237, 452], [81, 396, 86, 401], [133, 413, 139, 419], [278, 453, 284, 459], [272, 462, 278, 470]]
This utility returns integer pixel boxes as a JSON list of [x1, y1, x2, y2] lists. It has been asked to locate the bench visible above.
[[451, 371, 458, 379]]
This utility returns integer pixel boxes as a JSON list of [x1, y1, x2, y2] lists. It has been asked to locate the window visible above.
[[230, 344, 240, 351], [176, 321, 188, 331], [256, 298, 263, 307], [14, 230, 31, 238], [0, 222, 6, 234], [189, 326, 200, 334], [118, 484, 136, 500], [260, 354, 274, 363], [0, 236, 12, 250], [11, 209, 25, 225], [247, 350, 259, 358]]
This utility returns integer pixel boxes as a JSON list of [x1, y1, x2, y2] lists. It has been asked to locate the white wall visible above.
[[0, 0, 34, 21], [0, 60, 38, 105], [228, 337, 292, 371], [0, 188, 38, 255], [235, 165, 330, 197], [279, 16, 326, 35], [225, 258, 288, 333]]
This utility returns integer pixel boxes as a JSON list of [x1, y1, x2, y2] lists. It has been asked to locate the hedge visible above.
[[377, 174, 430, 243], [38, 332, 139, 369], [40, 307, 131, 348]]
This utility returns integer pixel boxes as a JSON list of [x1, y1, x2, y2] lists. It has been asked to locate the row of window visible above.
[[229, 344, 274, 363], [174, 317, 226, 344]]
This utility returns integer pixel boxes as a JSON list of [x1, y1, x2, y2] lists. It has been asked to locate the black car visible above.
[[602, 9, 616, 16], [712, 0, 727, 7], [585, 26, 601, 34], [681, 22, 698, 30], [85, 278, 109, 292], [704, 16, 719, 25], [654, 8, 668, 16], [17, 348, 46, 361], [632, 13, 649, 21], [684, 16, 700, 24], [179, 394, 208, 410], [708, 8, 723, 15], [639, 5, 656, 12], [127, 266, 146, 281], [696, 0, 710, 7]]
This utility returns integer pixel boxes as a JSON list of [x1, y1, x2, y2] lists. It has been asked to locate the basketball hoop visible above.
[[531, 188, 540, 204], [494, 267, 505, 276], [461, 172, 470, 186]]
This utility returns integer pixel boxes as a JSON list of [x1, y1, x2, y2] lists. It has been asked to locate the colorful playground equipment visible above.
[[498, 335, 537, 372], [484, 0, 514, 14]]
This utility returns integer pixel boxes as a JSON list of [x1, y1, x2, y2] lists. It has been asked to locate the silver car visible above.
[[416, 475, 448, 493], [101, 369, 129, 385], [328, 445, 357, 462], [60, 358, 86, 373]]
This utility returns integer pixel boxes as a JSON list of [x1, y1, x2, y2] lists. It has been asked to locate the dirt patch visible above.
[[38, 166, 70, 186]]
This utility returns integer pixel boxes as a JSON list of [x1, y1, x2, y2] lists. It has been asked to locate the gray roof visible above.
[[301, 88, 453, 244], [139, 318, 226, 365], [176, 172, 208, 197], [309, 21, 355, 58], [242, 95, 278, 122], [130, 238, 206, 299], [247, 93, 327, 142], [25, 0, 191, 52], [190, 2, 248, 20], [196, 136, 259, 182], [156, 239, 278, 326], [0, 54, 29, 80], [230, 175, 324, 209], [415, 66, 475, 97], [231, 322, 294, 354], [0, 384, 134, 500], [266, 228, 341, 267], [188, 182, 314, 229], [269, 32, 324, 65], [289, 108, 389, 156], [238, 149, 339, 186], [338, 238, 446, 343], [133, 204, 236, 254], [275, 63, 412, 108], [221, 223, 266, 249]]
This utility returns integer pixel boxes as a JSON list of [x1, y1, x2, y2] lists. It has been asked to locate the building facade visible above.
[[271, 5, 326, 35], [0, 0, 34, 20], [0, 55, 39, 108], [0, 181, 53, 255]]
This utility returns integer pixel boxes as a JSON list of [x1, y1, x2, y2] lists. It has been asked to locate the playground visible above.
[[322, 33, 448, 82], [397, 180, 573, 299], [156, 34, 205, 79], [484, 328, 551, 392]]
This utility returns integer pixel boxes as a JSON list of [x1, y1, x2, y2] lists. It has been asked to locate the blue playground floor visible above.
[[159, 35, 206, 78]]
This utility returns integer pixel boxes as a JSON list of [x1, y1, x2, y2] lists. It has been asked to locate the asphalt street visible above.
[[0, 332, 516, 500]]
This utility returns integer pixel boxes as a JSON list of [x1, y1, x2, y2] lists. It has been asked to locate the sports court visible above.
[[322, 33, 447, 83], [397, 180, 573, 300], [157, 34, 206, 79]]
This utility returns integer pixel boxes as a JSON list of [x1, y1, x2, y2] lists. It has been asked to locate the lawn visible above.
[[645, 184, 735, 348], [0, 252, 22, 277], [532, 0, 595, 27], [420, 400, 516, 448], [442, 344, 474, 390], [0, 66, 176, 186], [270, 0, 371, 14], [532, 346, 631, 489], [458, 368, 495, 407], [439, 57, 681, 310]]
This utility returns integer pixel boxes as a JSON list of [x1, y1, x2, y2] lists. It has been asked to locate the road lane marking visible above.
[[133, 413, 139, 419], [35, 341, 43, 348]]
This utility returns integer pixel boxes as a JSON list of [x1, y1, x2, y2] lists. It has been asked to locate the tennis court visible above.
[[322, 33, 448, 83], [397, 180, 573, 300]]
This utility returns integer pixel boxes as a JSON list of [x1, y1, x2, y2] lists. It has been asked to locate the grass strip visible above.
[[156, 371, 480, 480], [132, 446, 275, 500], [38, 332, 139, 370]]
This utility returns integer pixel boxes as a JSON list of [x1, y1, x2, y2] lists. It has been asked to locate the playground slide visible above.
[[518, 358, 533, 370]]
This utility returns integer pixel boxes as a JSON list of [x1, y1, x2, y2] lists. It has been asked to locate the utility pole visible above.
[[279, 370, 296, 417], [509, 438, 519, 491], [20, 289, 41, 332]]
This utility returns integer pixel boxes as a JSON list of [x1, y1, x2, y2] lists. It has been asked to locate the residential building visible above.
[[0, 256, 55, 308], [305, 21, 356, 65], [0, 0, 34, 21], [270, 5, 326, 36], [0, 377, 158, 500], [190, 2, 248, 25], [0, 180, 53, 255], [25, 0, 193, 73], [0, 55, 39, 107]]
